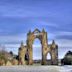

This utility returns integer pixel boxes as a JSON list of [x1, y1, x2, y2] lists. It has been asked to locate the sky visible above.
[[0, 0, 72, 59]]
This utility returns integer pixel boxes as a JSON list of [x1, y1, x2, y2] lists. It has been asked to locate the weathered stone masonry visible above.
[[18, 29, 58, 65]]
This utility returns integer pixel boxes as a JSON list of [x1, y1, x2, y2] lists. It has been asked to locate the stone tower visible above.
[[50, 40, 58, 65], [18, 41, 27, 65]]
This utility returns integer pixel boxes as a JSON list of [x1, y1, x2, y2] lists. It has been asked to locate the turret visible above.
[[27, 30, 31, 35], [21, 41, 24, 47], [42, 28, 45, 33], [51, 40, 56, 49]]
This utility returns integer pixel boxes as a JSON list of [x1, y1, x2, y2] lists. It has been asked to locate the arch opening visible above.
[[33, 38, 42, 64], [47, 53, 51, 60], [46, 53, 51, 65]]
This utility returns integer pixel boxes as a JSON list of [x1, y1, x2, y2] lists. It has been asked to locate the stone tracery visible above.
[[18, 29, 58, 65]]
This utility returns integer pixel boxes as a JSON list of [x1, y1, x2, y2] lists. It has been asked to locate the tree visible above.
[[9, 51, 13, 56]]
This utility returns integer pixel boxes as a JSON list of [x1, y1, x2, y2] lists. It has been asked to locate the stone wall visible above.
[[18, 42, 27, 65]]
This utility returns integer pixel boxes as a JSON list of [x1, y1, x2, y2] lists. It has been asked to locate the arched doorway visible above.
[[47, 53, 51, 65], [27, 29, 48, 65], [33, 38, 42, 64], [18, 29, 58, 65], [47, 53, 51, 60]]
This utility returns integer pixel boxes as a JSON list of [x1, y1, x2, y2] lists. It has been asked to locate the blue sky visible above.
[[0, 0, 72, 59]]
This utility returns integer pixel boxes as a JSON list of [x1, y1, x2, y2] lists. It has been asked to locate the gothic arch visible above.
[[26, 29, 48, 65], [19, 29, 58, 65], [33, 38, 42, 60]]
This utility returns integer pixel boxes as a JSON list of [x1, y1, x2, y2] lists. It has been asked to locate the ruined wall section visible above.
[[50, 40, 58, 65], [18, 42, 27, 65]]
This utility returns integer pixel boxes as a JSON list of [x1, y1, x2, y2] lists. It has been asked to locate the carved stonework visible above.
[[18, 29, 58, 65], [26, 29, 58, 65]]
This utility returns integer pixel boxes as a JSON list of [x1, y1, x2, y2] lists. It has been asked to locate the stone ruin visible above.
[[18, 29, 58, 65], [0, 29, 58, 66]]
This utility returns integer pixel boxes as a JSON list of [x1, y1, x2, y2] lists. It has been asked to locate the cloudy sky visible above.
[[0, 0, 72, 59]]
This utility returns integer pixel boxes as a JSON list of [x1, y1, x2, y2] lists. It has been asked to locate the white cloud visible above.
[[55, 39, 72, 47], [48, 31, 72, 42], [0, 33, 27, 44], [0, 33, 27, 55], [5, 44, 20, 48], [48, 31, 72, 47]]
